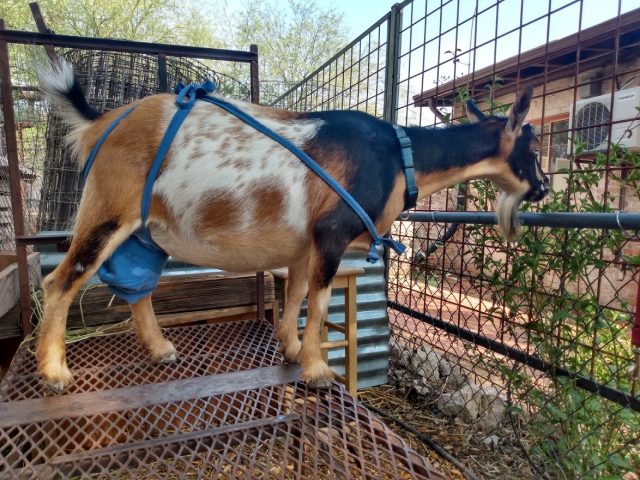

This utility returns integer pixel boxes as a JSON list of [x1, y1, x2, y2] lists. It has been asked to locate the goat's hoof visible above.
[[301, 362, 334, 389], [306, 377, 333, 389], [280, 340, 301, 363], [40, 364, 73, 393], [157, 351, 177, 364], [150, 341, 177, 364]]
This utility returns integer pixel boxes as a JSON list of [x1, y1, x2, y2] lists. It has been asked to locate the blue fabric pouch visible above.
[[97, 228, 168, 304]]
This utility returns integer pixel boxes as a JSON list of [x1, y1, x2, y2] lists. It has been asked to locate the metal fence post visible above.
[[383, 3, 402, 125], [249, 44, 260, 104], [0, 20, 33, 336], [383, 3, 403, 294]]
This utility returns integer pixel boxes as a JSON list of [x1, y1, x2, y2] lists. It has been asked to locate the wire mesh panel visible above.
[[274, 0, 640, 477], [0, 320, 446, 479], [0, 41, 252, 250], [271, 14, 390, 117], [387, 1, 640, 477]]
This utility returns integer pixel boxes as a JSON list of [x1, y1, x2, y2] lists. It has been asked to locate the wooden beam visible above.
[[0, 364, 301, 428]]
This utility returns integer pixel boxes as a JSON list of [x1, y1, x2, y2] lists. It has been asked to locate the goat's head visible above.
[[466, 87, 549, 241]]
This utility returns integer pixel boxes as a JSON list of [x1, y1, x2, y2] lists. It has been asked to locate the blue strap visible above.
[[394, 126, 418, 211], [82, 81, 407, 265], [197, 93, 406, 263], [139, 81, 217, 222], [81, 107, 136, 185]]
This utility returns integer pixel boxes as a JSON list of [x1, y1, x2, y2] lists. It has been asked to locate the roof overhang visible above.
[[413, 9, 640, 107]]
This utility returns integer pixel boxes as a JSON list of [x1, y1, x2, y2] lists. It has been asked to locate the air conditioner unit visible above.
[[569, 86, 640, 152]]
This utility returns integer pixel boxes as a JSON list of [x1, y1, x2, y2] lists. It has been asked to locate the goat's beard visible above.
[[496, 191, 523, 242]]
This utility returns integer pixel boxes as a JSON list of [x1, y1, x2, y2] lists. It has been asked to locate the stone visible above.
[[413, 377, 434, 396], [437, 384, 480, 421], [390, 344, 412, 369], [410, 346, 441, 383], [437, 357, 452, 378], [443, 364, 469, 389], [389, 366, 410, 387], [476, 386, 507, 432], [482, 435, 500, 449]]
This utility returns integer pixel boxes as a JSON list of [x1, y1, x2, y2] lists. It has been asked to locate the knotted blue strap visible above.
[[197, 93, 406, 263]]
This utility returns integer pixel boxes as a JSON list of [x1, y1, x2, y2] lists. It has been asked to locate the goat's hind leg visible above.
[[130, 295, 176, 363], [36, 217, 138, 391]]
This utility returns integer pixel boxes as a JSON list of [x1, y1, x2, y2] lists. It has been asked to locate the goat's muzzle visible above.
[[524, 179, 550, 202]]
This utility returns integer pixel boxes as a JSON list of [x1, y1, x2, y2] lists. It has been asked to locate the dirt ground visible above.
[[358, 385, 538, 480]]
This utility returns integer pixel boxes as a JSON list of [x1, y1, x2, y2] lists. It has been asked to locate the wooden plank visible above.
[[66, 272, 275, 329], [156, 302, 278, 327], [324, 320, 345, 333], [321, 340, 349, 349], [345, 274, 358, 394], [0, 252, 17, 271], [0, 364, 301, 428], [157, 305, 257, 326], [271, 266, 364, 280], [0, 252, 40, 319]]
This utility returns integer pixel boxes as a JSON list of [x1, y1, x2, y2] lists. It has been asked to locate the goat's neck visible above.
[[404, 123, 506, 199]]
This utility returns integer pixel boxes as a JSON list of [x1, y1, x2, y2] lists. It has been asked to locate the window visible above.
[[532, 116, 571, 191]]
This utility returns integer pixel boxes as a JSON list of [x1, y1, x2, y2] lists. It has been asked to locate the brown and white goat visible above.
[[36, 61, 548, 391]]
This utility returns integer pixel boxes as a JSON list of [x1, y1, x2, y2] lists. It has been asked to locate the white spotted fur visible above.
[[149, 95, 325, 271]]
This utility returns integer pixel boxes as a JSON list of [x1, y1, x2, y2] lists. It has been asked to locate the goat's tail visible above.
[[39, 59, 101, 156]]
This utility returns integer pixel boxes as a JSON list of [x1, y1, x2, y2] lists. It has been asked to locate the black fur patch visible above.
[[67, 76, 101, 121], [405, 120, 504, 173], [62, 219, 119, 291]]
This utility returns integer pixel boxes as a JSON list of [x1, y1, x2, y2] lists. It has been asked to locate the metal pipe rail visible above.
[[404, 211, 640, 231], [0, 29, 257, 62]]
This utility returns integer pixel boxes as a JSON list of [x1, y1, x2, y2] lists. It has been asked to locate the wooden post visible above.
[[0, 20, 33, 336]]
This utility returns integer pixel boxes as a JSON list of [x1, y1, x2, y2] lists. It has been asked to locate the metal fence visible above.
[[0, 25, 259, 333], [273, 1, 640, 477], [0, 30, 256, 249]]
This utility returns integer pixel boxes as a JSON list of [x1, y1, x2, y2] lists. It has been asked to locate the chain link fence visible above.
[[273, 0, 640, 477]]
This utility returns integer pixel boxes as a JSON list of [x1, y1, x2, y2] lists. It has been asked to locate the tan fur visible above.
[[304, 145, 350, 227], [297, 248, 334, 388], [131, 296, 176, 362], [275, 257, 309, 362], [37, 219, 140, 388]]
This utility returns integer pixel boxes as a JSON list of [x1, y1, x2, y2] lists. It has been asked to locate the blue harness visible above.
[[85, 82, 417, 303]]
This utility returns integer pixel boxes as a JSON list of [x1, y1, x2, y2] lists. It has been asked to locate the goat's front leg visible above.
[[130, 295, 176, 363], [276, 256, 309, 362], [298, 245, 340, 388], [36, 218, 138, 391]]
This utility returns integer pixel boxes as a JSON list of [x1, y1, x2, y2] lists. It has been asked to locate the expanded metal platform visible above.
[[0, 319, 445, 479]]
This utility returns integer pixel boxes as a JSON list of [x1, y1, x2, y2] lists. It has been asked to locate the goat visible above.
[[36, 60, 549, 391]]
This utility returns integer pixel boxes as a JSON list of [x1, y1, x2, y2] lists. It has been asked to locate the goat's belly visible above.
[[150, 227, 310, 272]]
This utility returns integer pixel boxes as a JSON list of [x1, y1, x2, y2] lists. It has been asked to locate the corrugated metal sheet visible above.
[[274, 250, 389, 389]]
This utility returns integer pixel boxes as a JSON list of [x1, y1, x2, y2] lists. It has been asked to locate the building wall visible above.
[[413, 55, 640, 309]]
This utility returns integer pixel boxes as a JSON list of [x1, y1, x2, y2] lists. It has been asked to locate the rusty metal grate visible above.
[[0, 320, 445, 479], [0, 320, 281, 401]]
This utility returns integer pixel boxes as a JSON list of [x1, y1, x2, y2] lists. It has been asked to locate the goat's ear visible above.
[[505, 86, 533, 133], [466, 99, 486, 123]]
